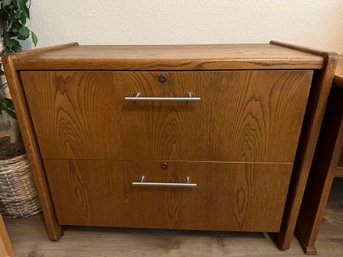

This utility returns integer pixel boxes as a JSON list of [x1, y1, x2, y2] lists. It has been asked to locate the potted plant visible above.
[[0, 0, 40, 218]]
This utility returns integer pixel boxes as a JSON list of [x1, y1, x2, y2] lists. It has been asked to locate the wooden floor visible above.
[[4, 178, 343, 257]]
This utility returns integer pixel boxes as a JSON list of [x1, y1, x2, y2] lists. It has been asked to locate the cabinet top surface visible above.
[[9, 43, 324, 70]]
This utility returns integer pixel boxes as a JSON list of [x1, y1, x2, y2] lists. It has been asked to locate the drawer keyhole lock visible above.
[[161, 162, 168, 170], [158, 74, 168, 83]]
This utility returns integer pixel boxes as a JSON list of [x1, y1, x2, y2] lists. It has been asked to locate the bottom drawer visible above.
[[44, 160, 292, 232]]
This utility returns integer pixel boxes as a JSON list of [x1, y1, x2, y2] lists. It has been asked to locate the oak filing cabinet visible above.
[[2, 41, 337, 250]]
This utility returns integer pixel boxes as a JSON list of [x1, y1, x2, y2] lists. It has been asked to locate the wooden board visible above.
[[2, 47, 68, 241], [337, 152, 343, 177], [336, 168, 343, 177], [294, 56, 343, 254], [335, 56, 343, 176], [335, 55, 343, 79], [12, 44, 324, 70], [0, 214, 14, 257], [21, 70, 312, 162], [295, 86, 343, 254], [44, 160, 292, 233], [269, 41, 338, 250]]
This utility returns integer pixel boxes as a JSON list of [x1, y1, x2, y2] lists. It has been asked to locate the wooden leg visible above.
[[295, 86, 343, 254], [297, 233, 317, 255], [43, 213, 63, 241]]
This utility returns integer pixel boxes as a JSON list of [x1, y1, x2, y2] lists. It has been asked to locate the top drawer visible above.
[[21, 70, 312, 162]]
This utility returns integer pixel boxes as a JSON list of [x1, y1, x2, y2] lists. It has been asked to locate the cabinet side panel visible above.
[[269, 43, 337, 250], [295, 86, 343, 253], [2, 57, 62, 241]]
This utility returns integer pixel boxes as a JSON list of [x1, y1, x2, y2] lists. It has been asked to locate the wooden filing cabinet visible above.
[[2, 42, 337, 250]]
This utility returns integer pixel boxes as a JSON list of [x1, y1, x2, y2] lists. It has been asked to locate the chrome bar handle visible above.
[[125, 92, 201, 102], [132, 176, 197, 188]]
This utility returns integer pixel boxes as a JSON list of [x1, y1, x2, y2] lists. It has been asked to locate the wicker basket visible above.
[[0, 154, 41, 218]]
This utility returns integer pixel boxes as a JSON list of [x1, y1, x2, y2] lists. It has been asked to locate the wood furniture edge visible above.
[[11, 43, 323, 71], [293, 55, 343, 254], [334, 76, 343, 89], [270, 41, 337, 59], [7, 42, 78, 60], [0, 214, 15, 257], [334, 55, 343, 86], [269, 40, 338, 250], [336, 167, 343, 177], [296, 232, 318, 255], [296, 85, 343, 254], [2, 54, 64, 241], [14, 60, 323, 71], [335, 56, 343, 176]]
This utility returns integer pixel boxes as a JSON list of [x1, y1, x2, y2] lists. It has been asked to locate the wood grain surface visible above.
[[270, 41, 338, 250], [5, 178, 343, 257], [3, 42, 332, 250], [337, 153, 343, 177], [295, 85, 343, 254], [5, 42, 78, 60], [12, 44, 324, 70], [0, 214, 14, 257], [2, 55, 63, 241], [21, 70, 312, 162], [334, 56, 343, 175], [294, 55, 343, 254], [44, 159, 292, 233]]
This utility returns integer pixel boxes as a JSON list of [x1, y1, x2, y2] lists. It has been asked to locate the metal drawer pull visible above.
[[132, 176, 197, 187], [125, 92, 201, 101]]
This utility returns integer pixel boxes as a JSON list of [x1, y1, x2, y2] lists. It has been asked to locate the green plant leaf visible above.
[[19, 12, 27, 24], [3, 35, 13, 48], [2, 0, 12, 7], [3, 98, 14, 110], [1, 0, 36, 54], [9, 19, 22, 33], [18, 0, 30, 19], [18, 25, 30, 40], [14, 9, 22, 19], [3, 35, 22, 53], [4, 108, 16, 119], [31, 31, 38, 46], [0, 98, 16, 119]]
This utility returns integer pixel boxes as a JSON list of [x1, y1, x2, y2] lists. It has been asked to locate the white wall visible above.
[[28, 0, 343, 53]]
